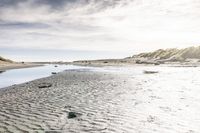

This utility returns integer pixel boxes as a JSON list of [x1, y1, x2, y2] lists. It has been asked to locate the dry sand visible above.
[[0, 62, 42, 71], [0, 69, 199, 132]]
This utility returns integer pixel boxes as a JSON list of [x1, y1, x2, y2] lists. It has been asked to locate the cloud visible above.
[[0, 0, 27, 7], [0, 0, 200, 61], [0, 20, 49, 29], [34, 0, 76, 8]]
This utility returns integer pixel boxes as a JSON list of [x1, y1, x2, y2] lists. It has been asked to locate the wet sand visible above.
[[0, 69, 199, 132]]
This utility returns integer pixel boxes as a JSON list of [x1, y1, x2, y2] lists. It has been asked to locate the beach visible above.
[[0, 66, 200, 132], [0, 62, 42, 71], [1, 0, 200, 132]]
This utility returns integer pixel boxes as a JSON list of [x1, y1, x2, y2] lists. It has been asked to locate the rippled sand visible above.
[[0, 67, 200, 132]]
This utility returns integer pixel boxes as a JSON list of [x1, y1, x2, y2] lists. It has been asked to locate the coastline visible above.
[[0, 62, 43, 71], [72, 60, 200, 68]]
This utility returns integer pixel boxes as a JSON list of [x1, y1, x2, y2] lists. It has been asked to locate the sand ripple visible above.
[[0, 70, 200, 132]]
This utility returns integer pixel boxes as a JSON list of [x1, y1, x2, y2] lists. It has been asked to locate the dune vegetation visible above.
[[0, 56, 13, 63], [130, 46, 200, 62]]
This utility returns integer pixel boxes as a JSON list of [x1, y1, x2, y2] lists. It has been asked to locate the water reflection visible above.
[[1, 64, 196, 89], [0, 64, 89, 89]]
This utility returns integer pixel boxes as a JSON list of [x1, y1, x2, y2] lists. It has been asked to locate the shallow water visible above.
[[0, 64, 90, 88], [0, 64, 198, 89]]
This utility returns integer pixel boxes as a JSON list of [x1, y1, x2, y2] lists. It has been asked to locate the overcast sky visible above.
[[0, 0, 200, 61]]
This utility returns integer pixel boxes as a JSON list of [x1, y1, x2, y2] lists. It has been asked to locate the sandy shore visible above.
[[0, 69, 199, 132], [0, 62, 43, 71]]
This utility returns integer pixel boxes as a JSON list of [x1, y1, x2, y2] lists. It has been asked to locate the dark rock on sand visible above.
[[51, 72, 57, 74], [64, 105, 72, 109], [143, 70, 159, 74], [38, 83, 52, 88], [68, 112, 77, 119], [154, 62, 160, 65], [0, 70, 5, 74], [67, 112, 82, 119]]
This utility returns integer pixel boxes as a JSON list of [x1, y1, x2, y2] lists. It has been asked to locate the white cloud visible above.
[[1, 0, 200, 60]]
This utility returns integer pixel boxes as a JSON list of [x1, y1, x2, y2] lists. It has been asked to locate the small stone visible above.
[[0, 70, 5, 74], [154, 62, 160, 65], [38, 83, 52, 88], [51, 72, 57, 74], [68, 112, 77, 119], [64, 105, 72, 109], [143, 70, 158, 74]]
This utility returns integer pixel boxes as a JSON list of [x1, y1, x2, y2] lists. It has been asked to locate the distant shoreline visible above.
[[72, 59, 200, 68], [1, 60, 199, 72], [0, 62, 43, 71]]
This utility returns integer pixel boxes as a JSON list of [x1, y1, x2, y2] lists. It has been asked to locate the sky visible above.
[[0, 0, 200, 61]]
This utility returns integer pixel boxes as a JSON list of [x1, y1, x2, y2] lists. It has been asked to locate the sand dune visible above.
[[0, 56, 13, 63], [73, 46, 200, 66], [129, 46, 200, 62], [0, 56, 42, 71]]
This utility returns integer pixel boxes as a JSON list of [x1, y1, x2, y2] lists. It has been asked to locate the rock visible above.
[[67, 112, 82, 119], [135, 60, 141, 64], [38, 83, 52, 88], [64, 105, 72, 109], [154, 62, 160, 65], [68, 112, 77, 119], [0, 70, 5, 74], [51, 72, 57, 74], [54, 65, 58, 67], [143, 70, 159, 74]]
